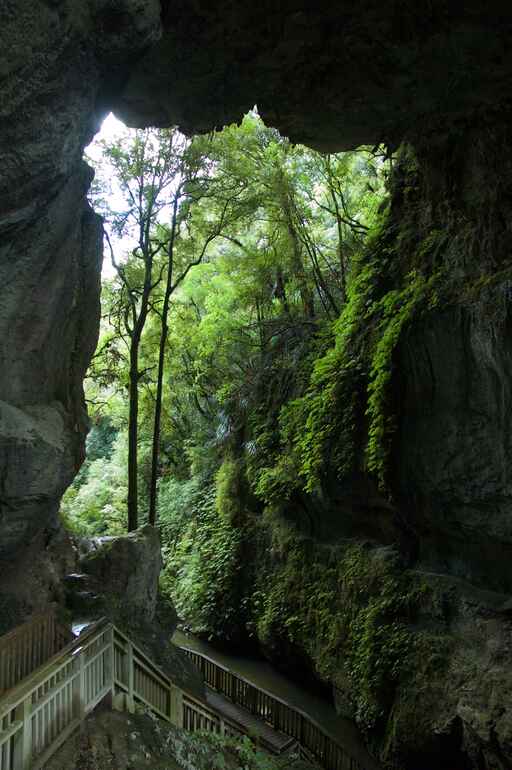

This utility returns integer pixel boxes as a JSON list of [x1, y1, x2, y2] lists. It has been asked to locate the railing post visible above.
[[104, 626, 115, 705], [13, 695, 32, 770], [169, 685, 184, 727], [126, 640, 135, 713], [78, 650, 86, 718]]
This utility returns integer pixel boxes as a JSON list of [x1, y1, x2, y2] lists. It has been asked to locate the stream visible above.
[[172, 629, 380, 770]]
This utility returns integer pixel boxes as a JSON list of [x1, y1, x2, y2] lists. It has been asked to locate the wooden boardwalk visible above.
[[205, 687, 295, 754], [0, 616, 376, 770], [183, 647, 374, 770]]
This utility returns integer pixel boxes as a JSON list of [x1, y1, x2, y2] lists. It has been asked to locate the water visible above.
[[172, 629, 380, 770]]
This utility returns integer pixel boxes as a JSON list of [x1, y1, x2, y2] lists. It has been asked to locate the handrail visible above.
[[0, 618, 110, 714], [0, 610, 74, 696], [0, 617, 113, 770], [180, 646, 366, 770], [181, 645, 309, 720], [0, 617, 259, 770]]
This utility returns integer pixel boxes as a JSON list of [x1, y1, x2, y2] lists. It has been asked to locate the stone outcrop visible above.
[[77, 526, 203, 697], [114, 2, 512, 150], [80, 525, 163, 621]]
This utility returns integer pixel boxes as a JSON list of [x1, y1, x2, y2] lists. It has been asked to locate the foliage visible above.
[[169, 728, 312, 770], [158, 474, 247, 642], [61, 432, 131, 536], [252, 527, 434, 733], [60, 126, 487, 769], [215, 456, 243, 523], [68, 112, 388, 536], [276, 223, 444, 493]]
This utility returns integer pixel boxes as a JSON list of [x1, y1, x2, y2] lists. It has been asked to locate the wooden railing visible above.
[[0, 618, 261, 770], [0, 618, 111, 770], [182, 647, 364, 770], [0, 616, 375, 770], [0, 612, 74, 696]]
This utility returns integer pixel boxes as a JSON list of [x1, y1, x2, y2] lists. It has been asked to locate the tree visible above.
[[98, 128, 184, 530], [78, 111, 386, 537], [94, 126, 251, 528], [148, 150, 247, 525]]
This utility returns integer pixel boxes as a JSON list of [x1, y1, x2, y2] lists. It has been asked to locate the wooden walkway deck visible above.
[[205, 687, 295, 754]]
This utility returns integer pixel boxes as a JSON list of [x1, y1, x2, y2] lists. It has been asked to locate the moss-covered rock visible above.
[[43, 709, 316, 770]]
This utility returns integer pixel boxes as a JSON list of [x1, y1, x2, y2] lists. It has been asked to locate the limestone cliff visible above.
[[0, 0, 162, 561]]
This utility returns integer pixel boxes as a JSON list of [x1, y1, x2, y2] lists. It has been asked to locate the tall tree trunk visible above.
[[148, 191, 230, 524], [278, 172, 315, 320], [127, 337, 140, 531], [325, 157, 347, 301], [148, 196, 179, 526]]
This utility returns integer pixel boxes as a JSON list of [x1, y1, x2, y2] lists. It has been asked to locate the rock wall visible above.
[[0, 0, 162, 562], [390, 130, 512, 593]]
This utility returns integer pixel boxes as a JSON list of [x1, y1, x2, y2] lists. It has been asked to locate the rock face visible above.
[[44, 709, 316, 770], [114, 2, 512, 150], [397, 304, 512, 591], [80, 525, 163, 621], [77, 526, 203, 697], [0, 0, 162, 563], [0, 526, 78, 635], [389, 134, 512, 594], [414, 573, 512, 770]]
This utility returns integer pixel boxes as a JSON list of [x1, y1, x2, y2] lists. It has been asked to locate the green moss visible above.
[[365, 268, 443, 487], [215, 455, 243, 521], [252, 532, 436, 733], [160, 475, 247, 642], [279, 254, 378, 493]]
